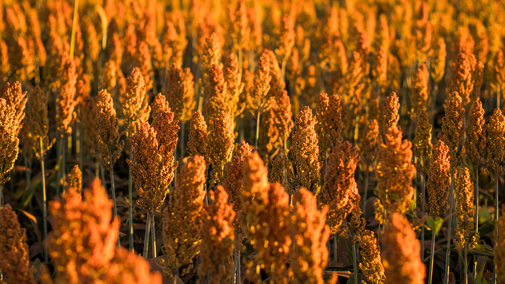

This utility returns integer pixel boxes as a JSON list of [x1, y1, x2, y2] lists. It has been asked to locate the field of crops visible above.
[[1, 0, 505, 283]]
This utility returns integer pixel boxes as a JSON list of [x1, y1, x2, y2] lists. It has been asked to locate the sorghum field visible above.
[[1, 0, 505, 283]]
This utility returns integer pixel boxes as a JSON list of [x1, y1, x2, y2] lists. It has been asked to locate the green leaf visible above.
[[426, 216, 444, 236], [479, 208, 492, 224], [478, 221, 496, 237], [20, 173, 42, 209]]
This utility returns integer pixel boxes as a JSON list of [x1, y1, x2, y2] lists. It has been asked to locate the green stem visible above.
[[362, 171, 369, 218], [129, 148, 134, 252], [428, 231, 436, 284], [255, 111, 261, 150], [473, 168, 479, 283], [151, 215, 157, 258], [444, 173, 455, 284], [143, 214, 151, 258], [40, 138, 48, 263], [352, 241, 358, 284], [109, 157, 119, 247]]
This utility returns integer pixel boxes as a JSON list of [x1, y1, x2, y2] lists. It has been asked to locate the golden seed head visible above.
[[208, 109, 235, 186], [381, 91, 400, 135], [439, 91, 465, 169], [0, 204, 34, 284], [122, 67, 151, 139], [290, 106, 321, 194], [382, 213, 426, 284], [359, 230, 386, 284], [64, 165, 82, 196], [319, 141, 361, 235], [486, 108, 505, 174], [95, 90, 124, 172], [188, 110, 209, 159], [455, 167, 475, 250], [465, 98, 486, 166], [289, 188, 335, 284], [413, 110, 432, 174], [376, 126, 416, 219], [427, 140, 451, 218], [164, 155, 207, 278], [27, 86, 54, 160], [198, 185, 235, 283]]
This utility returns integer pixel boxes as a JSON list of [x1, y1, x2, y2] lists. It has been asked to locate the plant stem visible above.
[[473, 168, 479, 283], [421, 173, 426, 260], [362, 171, 369, 218], [255, 111, 260, 150], [109, 157, 119, 247], [40, 138, 48, 263], [129, 148, 134, 252], [352, 241, 358, 284], [334, 235, 337, 267], [62, 134, 66, 190], [493, 170, 499, 282], [428, 231, 436, 284], [444, 173, 455, 284], [464, 245, 468, 284], [143, 214, 151, 258], [151, 216, 157, 258], [56, 135, 63, 197]]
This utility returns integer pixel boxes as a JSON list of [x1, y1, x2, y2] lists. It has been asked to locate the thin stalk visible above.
[[352, 242, 358, 284], [40, 138, 48, 263], [473, 168, 479, 283], [143, 214, 151, 258], [493, 171, 498, 284], [421, 173, 426, 260], [180, 121, 186, 159], [334, 236, 337, 267], [151, 216, 157, 258], [95, 160, 99, 178], [428, 231, 436, 284], [56, 135, 63, 196], [0, 180, 3, 207], [100, 161, 105, 191], [234, 230, 239, 284], [255, 111, 260, 150], [129, 148, 134, 252], [362, 171, 369, 217], [237, 246, 241, 284], [464, 246, 468, 284], [444, 173, 455, 284], [109, 157, 119, 247], [495, 170, 499, 224]]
